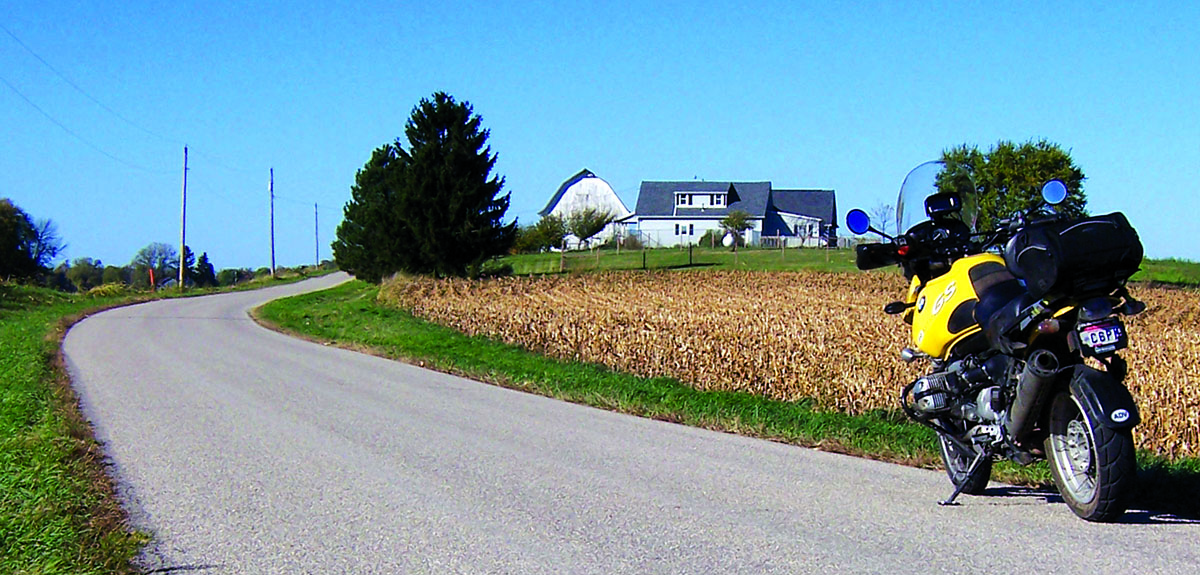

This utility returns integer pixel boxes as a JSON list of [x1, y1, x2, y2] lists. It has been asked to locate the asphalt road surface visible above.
[[65, 273, 1199, 574]]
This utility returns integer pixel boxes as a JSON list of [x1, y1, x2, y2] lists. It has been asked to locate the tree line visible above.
[[1, 198, 307, 293]]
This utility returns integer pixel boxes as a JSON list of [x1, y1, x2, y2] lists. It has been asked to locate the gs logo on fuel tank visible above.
[[931, 281, 957, 316]]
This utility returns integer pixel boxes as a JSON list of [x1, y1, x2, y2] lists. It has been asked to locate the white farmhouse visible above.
[[539, 169, 633, 248], [631, 181, 836, 248]]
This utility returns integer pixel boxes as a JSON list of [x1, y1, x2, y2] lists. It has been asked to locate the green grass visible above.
[[502, 246, 860, 275], [258, 280, 1200, 518], [0, 267, 338, 574], [1132, 257, 1200, 286], [0, 284, 146, 574], [505, 247, 1200, 288]]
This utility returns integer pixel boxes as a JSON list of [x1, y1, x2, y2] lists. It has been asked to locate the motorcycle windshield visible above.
[[896, 161, 979, 235]]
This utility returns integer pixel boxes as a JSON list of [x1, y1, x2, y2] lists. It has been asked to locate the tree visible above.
[[65, 258, 104, 292], [513, 214, 567, 254], [719, 210, 753, 252], [332, 145, 409, 283], [102, 265, 128, 285], [0, 198, 64, 281], [333, 92, 516, 281], [566, 208, 614, 250], [192, 252, 218, 287], [131, 242, 177, 289], [940, 139, 1086, 231], [868, 202, 896, 237]]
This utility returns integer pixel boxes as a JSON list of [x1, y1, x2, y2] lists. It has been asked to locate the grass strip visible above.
[[503, 246, 1198, 285], [257, 279, 1200, 519], [0, 285, 146, 574]]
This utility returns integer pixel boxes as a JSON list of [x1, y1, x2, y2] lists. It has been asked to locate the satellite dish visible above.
[[722, 233, 735, 247]]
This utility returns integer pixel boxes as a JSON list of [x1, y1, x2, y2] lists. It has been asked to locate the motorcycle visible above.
[[845, 161, 1145, 522]]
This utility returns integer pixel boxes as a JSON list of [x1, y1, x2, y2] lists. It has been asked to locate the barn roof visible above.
[[540, 168, 595, 217]]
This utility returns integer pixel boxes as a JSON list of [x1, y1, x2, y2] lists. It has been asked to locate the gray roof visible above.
[[771, 189, 837, 225], [634, 181, 772, 218]]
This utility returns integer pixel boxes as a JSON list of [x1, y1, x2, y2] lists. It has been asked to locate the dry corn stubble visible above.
[[379, 272, 1200, 458]]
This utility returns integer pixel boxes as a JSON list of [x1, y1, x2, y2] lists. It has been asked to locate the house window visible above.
[[689, 224, 694, 235], [674, 224, 680, 235]]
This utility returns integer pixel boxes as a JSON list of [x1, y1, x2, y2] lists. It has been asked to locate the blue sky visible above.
[[2, 1, 1197, 269]]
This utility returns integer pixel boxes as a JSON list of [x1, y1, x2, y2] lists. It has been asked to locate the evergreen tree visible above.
[[334, 92, 516, 281], [180, 246, 196, 286], [194, 252, 218, 287], [332, 144, 414, 283]]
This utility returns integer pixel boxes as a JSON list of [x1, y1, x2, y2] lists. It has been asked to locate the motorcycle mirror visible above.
[[1041, 180, 1068, 205], [846, 209, 872, 235]]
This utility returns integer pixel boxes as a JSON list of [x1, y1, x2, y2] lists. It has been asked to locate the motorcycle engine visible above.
[[912, 372, 957, 414], [910, 361, 1005, 424]]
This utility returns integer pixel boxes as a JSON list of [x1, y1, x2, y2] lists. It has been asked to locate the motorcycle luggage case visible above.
[[1004, 212, 1142, 300]]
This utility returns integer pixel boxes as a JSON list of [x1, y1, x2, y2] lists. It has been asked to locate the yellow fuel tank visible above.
[[908, 253, 1009, 358]]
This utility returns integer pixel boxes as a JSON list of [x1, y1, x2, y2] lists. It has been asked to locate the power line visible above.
[[1, 22, 181, 145], [2, 23, 266, 176], [0, 72, 172, 173], [2, 23, 338, 233]]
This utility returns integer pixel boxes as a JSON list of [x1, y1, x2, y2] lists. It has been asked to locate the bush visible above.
[[513, 215, 567, 254], [86, 282, 129, 298], [697, 229, 743, 249], [601, 234, 643, 251], [479, 261, 513, 278]]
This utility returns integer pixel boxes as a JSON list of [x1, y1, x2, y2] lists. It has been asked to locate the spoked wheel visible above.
[[938, 432, 992, 495], [1044, 390, 1136, 522]]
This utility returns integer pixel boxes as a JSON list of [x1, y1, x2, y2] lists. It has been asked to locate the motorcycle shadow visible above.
[[979, 485, 1200, 524], [979, 485, 1062, 505]]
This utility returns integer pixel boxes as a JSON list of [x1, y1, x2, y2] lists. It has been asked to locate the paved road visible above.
[[65, 273, 1198, 574]]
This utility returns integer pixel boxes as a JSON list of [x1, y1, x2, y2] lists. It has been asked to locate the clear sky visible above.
[[3, 1, 1197, 270]]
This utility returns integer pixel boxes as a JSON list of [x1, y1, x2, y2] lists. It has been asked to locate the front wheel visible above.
[[1044, 390, 1136, 522], [938, 432, 991, 495]]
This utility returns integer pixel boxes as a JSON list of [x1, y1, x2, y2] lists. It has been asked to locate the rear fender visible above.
[[1069, 365, 1141, 430]]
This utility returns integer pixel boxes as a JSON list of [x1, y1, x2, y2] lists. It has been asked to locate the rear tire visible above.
[[938, 432, 992, 495], [1044, 390, 1136, 522]]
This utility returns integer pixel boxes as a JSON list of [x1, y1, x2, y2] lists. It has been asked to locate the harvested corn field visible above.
[[379, 271, 1200, 458]]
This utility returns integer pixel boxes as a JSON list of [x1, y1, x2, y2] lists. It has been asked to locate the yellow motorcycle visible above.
[[846, 161, 1145, 521]]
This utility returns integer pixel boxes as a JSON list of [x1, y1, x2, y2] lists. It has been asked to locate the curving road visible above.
[[65, 273, 1198, 574]]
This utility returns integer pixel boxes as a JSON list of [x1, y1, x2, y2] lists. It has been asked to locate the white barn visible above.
[[539, 169, 633, 248]]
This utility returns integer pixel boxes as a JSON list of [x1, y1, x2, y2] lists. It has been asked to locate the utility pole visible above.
[[179, 146, 188, 290], [314, 202, 319, 267], [269, 168, 276, 277]]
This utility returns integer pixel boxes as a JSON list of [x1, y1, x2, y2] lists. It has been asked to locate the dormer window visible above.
[[676, 193, 693, 206]]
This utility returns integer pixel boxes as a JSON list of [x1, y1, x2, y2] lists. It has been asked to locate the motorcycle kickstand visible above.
[[939, 447, 992, 507]]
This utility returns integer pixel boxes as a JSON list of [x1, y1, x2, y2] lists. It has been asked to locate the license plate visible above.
[[1078, 318, 1127, 356]]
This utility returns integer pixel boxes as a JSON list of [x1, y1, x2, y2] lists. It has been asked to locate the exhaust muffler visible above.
[[1006, 349, 1060, 440]]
